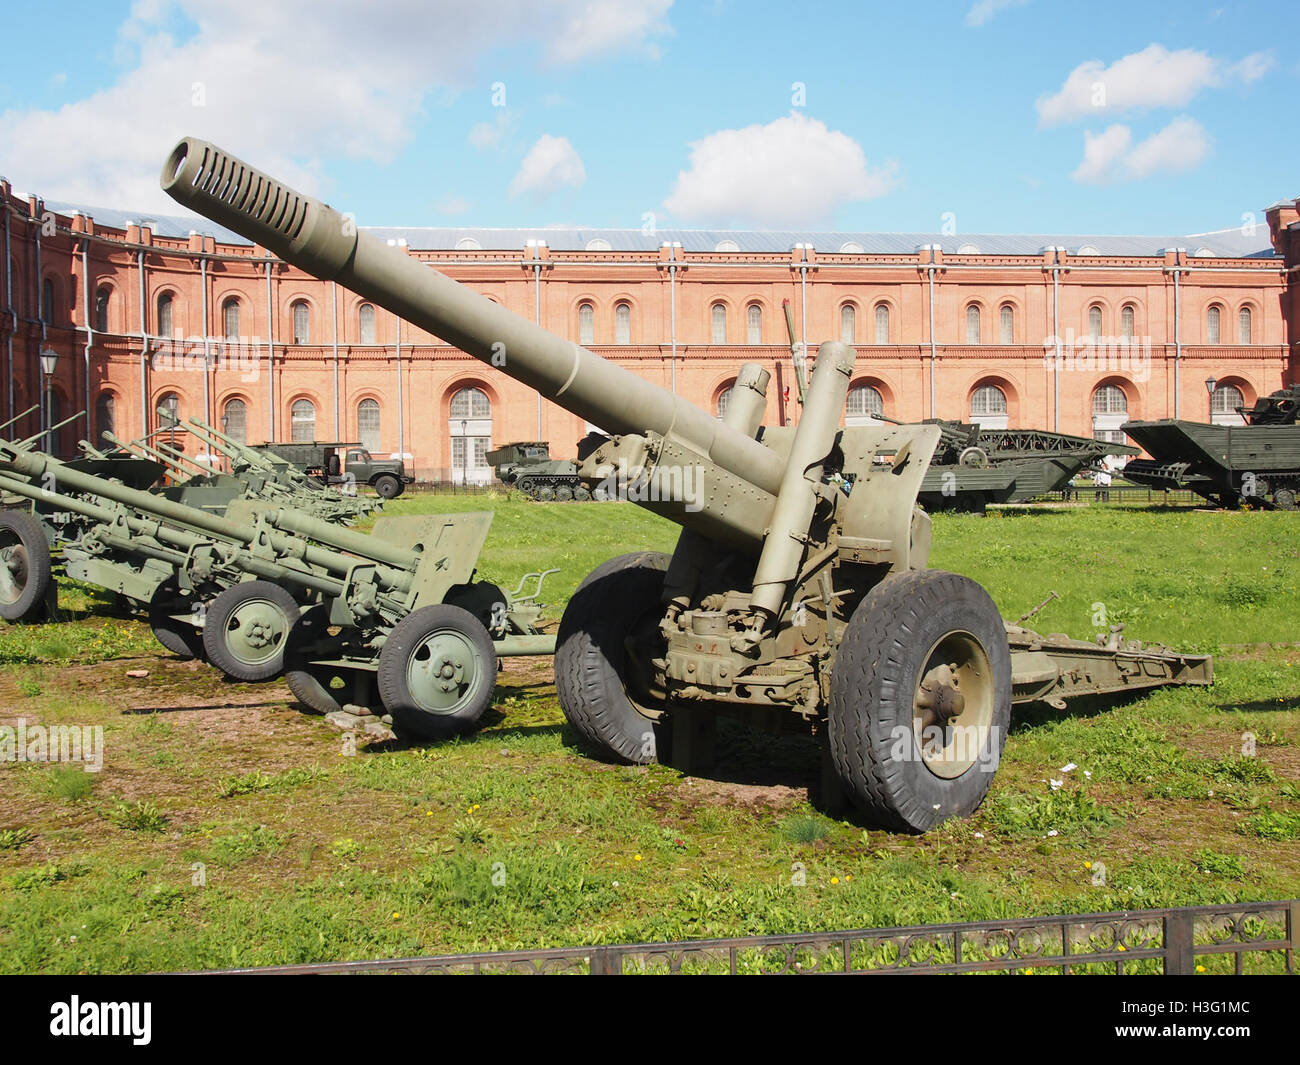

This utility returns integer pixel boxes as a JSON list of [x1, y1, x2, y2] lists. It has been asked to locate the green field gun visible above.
[[164, 137, 1212, 829], [0, 430, 556, 736]]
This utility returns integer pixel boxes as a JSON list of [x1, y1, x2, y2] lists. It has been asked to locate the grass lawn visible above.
[[0, 496, 1297, 973]]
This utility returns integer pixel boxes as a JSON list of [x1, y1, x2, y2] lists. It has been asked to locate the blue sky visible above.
[[0, 1, 1292, 237]]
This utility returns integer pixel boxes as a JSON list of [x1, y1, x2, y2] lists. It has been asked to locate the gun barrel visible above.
[[161, 138, 787, 496]]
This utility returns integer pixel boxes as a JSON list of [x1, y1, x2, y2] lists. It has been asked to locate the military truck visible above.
[[485, 441, 590, 501], [252, 441, 413, 499]]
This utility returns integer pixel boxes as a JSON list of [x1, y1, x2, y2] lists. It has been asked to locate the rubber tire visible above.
[[283, 605, 347, 715], [377, 604, 497, 740], [554, 551, 670, 763], [828, 568, 1012, 833], [148, 582, 206, 660], [373, 474, 401, 499], [0, 511, 52, 623], [202, 580, 301, 682]]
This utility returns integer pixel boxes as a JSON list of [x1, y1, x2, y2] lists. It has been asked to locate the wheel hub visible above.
[[226, 601, 289, 662], [408, 632, 478, 712], [912, 632, 994, 779]]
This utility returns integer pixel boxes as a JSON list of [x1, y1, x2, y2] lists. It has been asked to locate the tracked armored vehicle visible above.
[[486, 441, 590, 501]]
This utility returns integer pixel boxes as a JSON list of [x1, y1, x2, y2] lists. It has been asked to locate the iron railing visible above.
[[213, 899, 1297, 975]]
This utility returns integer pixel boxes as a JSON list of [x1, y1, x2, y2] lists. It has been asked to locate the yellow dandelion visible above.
[[831, 876, 839, 885], [1084, 861, 1092, 869], [391, 912, 401, 919], [1196, 964, 1206, 973], [425, 811, 433, 817], [1118, 944, 1126, 951], [634, 854, 643, 861]]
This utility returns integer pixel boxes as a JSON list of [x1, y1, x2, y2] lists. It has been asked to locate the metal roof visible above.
[[43, 201, 1278, 259]]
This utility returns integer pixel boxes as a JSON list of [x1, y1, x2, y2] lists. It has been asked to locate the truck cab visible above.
[[252, 442, 415, 498]]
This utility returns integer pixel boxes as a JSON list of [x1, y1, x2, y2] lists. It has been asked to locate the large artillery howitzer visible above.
[[0, 428, 555, 734], [164, 137, 1212, 830]]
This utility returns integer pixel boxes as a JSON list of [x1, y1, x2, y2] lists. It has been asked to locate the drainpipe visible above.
[[1052, 247, 1063, 432], [81, 234, 92, 435], [137, 247, 148, 438], [798, 244, 810, 355], [395, 314, 404, 459], [331, 281, 339, 439], [34, 205, 45, 442], [530, 240, 543, 436], [265, 257, 274, 440], [664, 241, 679, 396], [920, 244, 939, 418], [200, 253, 210, 430], [5, 198, 14, 422], [1171, 249, 1185, 419]]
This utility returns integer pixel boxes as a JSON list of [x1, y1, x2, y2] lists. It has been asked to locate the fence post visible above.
[[1164, 910, 1195, 974]]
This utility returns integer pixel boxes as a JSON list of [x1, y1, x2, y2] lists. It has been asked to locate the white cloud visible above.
[[1071, 116, 1209, 184], [508, 135, 585, 200], [468, 111, 518, 151], [964, 0, 1030, 28], [0, 0, 672, 213], [1072, 124, 1132, 184], [1037, 44, 1268, 126], [663, 112, 896, 227]]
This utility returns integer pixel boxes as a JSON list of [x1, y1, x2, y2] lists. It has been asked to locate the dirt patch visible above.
[[672, 776, 808, 810]]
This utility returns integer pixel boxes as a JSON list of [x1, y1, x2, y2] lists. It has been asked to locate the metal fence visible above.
[[218, 899, 1296, 975]]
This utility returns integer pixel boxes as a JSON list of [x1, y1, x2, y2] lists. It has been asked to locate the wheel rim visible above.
[[0, 538, 29, 605], [911, 630, 994, 779], [222, 597, 292, 667], [404, 629, 485, 714]]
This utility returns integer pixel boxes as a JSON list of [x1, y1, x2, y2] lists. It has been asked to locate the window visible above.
[[747, 304, 762, 345], [292, 301, 310, 345], [358, 398, 380, 451], [714, 240, 739, 252], [711, 303, 726, 344], [715, 384, 733, 418], [578, 303, 594, 346], [999, 305, 1014, 345], [846, 384, 884, 424], [450, 386, 491, 419], [222, 398, 247, 444], [95, 286, 111, 333], [95, 392, 115, 442], [965, 305, 980, 344], [1092, 385, 1128, 415], [455, 237, 481, 251], [586, 238, 611, 252], [42, 279, 54, 324], [157, 391, 180, 431], [1088, 305, 1102, 339], [970, 384, 1007, 427], [222, 297, 239, 341], [840, 304, 856, 344], [1238, 306, 1252, 344], [359, 303, 376, 345], [1207, 305, 1221, 344], [616, 302, 631, 345], [291, 398, 316, 442], [157, 293, 174, 338], [1211, 384, 1245, 416], [875, 303, 891, 345], [1121, 305, 1135, 339]]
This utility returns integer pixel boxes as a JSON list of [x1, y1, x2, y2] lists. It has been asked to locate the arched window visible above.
[[711, 303, 727, 344], [95, 286, 111, 333], [1088, 305, 1102, 339], [222, 297, 240, 341], [578, 303, 594, 346], [357, 398, 380, 451], [222, 398, 247, 444], [746, 304, 762, 345], [292, 300, 310, 345], [42, 278, 54, 325], [965, 304, 981, 344], [1121, 305, 1135, 339], [616, 302, 631, 345], [1092, 384, 1130, 445], [94, 392, 115, 443], [1207, 305, 1221, 344], [1238, 306, 1252, 344], [846, 384, 884, 425], [157, 391, 180, 431], [875, 303, 891, 345], [840, 304, 856, 344], [291, 398, 316, 442], [999, 305, 1014, 345], [359, 303, 376, 345], [1211, 383, 1245, 420], [156, 292, 174, 338], [715, 383, 733, 418], [450, 387, 492, 484], [970, 384, 1007, 427]]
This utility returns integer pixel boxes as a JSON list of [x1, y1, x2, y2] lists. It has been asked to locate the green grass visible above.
[[0, 500, 1296, 972]]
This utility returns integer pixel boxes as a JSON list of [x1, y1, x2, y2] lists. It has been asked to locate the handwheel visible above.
[[828, 569, 1011, 833], [554, 552, 670, 763], [0, 511, 52, 623], [376, 604, 497, 739], [202, 580, 301, 681]]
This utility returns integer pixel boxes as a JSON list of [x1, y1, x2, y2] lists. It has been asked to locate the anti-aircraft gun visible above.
[[162, 137, 1212, 830]]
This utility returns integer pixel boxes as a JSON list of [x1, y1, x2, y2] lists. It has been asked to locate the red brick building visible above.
[[3, 178, 1296, 482]]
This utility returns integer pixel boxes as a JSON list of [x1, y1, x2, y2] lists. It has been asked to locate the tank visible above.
[[486, 441, 595, 501], [1122, 385, 1300, 509]]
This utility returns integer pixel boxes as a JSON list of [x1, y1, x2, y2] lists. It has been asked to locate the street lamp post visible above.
[[1205, 376, 1218, 423], [39, 346, 58, 455]]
